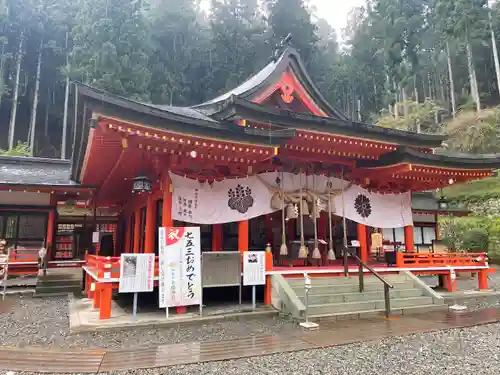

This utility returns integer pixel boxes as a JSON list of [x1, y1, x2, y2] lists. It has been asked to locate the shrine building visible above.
[[0, 46, 498, 320]]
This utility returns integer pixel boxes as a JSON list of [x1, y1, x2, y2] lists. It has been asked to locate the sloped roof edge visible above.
[[192, 47, 349, 120]]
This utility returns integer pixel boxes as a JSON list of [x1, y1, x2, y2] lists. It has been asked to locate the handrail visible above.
[[343, 246, 394, 317]]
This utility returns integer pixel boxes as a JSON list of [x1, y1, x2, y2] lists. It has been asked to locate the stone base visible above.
[[69, 295, 278, 333], [299, 321, 319, 331]]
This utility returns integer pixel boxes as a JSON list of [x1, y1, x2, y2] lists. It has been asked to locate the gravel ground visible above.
[[0, 295, 296, 349], [6, 322, 500, 375]]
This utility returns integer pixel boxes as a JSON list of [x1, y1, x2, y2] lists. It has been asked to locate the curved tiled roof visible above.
[[0, 156, 75, 186]]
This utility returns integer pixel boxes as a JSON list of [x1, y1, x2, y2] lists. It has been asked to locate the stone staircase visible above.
[[283, 272, 445, 320], [35, 268, 83, 297]]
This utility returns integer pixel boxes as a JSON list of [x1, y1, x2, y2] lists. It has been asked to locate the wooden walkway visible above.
[[2, 308, 500, 373]]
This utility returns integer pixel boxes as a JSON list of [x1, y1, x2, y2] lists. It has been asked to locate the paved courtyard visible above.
[[0, 272, 498, 374]]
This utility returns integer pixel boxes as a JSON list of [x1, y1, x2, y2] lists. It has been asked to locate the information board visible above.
[[118, 253, 155, 293], [158, 227, 202, 308], [243, 251, 266, 286]]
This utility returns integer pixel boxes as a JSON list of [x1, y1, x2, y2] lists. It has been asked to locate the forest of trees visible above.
[[1, 0, 500, 158]]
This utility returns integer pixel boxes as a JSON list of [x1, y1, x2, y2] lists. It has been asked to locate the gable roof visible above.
[[193, 47, 349, 120]]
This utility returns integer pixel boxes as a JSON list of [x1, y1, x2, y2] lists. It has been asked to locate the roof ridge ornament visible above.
[[271, 33, 292, 62]]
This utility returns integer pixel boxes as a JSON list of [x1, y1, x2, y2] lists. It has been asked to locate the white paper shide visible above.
[[158, 226, 202, 308], [243, 251, 266, 286], [118, 253, 155, 293]]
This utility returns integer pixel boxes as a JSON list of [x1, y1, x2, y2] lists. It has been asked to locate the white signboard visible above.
[[92, 232, 100, 244], [158, 227, 202, 308], [118, 253, 155, 293], [243, 251, 266, 286]]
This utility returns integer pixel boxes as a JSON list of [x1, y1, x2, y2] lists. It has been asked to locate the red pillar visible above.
[[133, 210, 140, 253], [264, 250, 273, 305], [212, 224, 223, 251], [46, 195, 57, 261], [162, 174, 173, 228], [357, 223, 368, 263], [238, 220, 249, 253], [99, 284, 113, 320], [444, 272, 457, 292], [404, 226, 415, 252], [478, 270, 489, 290], [144, 195, 156, 253]]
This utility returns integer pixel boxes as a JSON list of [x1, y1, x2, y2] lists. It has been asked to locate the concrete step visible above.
[[286, 274, 409, 288], [308, 296, 434, 316], [310, 304, 447, 321], [292, 280, 416, 295], [37, 279, 81, 287], [298, 288, 423, 305], [35, 284, 81, 297]]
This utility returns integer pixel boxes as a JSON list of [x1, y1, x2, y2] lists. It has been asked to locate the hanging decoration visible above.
[[170, 172, 413, 228], [311, 174, 321, 260], [298, 171, 308, 259], [327, 178, 336, 261], [279, 172, 288, 256]]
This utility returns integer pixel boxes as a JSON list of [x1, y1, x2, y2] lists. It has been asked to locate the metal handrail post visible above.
[[384, 283, 391, 317], [358, 261, 364, 292], [343, 247, 349, 276], [304, 273, 311, 323]]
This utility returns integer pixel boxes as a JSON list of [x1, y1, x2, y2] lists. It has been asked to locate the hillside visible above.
[[444, 175, 500, 204]]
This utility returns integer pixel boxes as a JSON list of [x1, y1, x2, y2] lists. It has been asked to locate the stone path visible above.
[[2, 307, 500, 373]]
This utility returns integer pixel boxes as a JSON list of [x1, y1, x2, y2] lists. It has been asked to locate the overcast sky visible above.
[[309, 0, 365, 37], [201, 0, 365, 40]]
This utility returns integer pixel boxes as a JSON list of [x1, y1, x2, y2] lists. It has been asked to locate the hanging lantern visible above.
[[132, 175, 153, 194], [285, 203, 298, 221]]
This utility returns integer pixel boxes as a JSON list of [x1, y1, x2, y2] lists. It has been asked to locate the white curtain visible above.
[[170, 172, 413, 228]]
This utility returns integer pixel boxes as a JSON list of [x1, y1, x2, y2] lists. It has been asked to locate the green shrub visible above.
[[0, 142, 31, 156], [462, 228, 489, 251]]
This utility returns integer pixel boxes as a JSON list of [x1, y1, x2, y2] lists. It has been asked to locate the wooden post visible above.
[[46, 194, 57, 261], [133, 210, 141, 253], [99, 284, 113, 320], [265, 250, 273, 305], [144, 195, 156, 253], [404, 225, 415, 252], [444, 272, 457, 292], [238, 220, 249, 253], [212, 224, 222, 251], [162, 174, 173, 228], [478, 270, 489, 290], [357, 223, 368, 263]]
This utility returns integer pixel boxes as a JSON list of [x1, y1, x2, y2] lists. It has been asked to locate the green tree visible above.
[[70, 0, 152, 101], [265, 0, 318, 67], [209, 0, 270, 95]]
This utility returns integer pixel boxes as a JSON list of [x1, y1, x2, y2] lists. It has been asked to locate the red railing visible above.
[[396, 252, 487, 268], [85, 254, 160, 280]]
